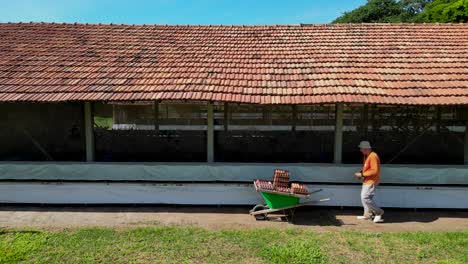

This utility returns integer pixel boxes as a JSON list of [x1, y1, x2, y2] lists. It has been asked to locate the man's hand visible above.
[[354, 172, 363, 179]]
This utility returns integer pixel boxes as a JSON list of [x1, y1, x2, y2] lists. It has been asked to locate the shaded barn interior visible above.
[[93, 102, 207, 162], [1, 102, 464, 164], [342, 105, 465, 164], [0, 103, 85, 161]]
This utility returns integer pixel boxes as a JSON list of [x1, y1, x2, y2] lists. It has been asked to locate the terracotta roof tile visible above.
[[0, 23, 467, 105]]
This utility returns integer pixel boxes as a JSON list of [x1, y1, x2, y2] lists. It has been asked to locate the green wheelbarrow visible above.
[[249, 181, 330, 222]]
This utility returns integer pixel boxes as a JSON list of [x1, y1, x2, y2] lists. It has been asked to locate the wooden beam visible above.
[[334, 103, 344, 164], [84, 102, 95, 162], [207, 102, 214, 162]]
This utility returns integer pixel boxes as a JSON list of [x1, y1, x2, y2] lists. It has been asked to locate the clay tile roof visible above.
[[0, 22, 467, 105]]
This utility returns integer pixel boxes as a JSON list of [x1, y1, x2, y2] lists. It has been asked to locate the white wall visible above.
[[0, 162, 467, 184], [0, 182, 467, 209]]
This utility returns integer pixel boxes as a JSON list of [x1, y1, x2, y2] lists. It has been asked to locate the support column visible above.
[[84, 102, 95, 162], [370, 104, 376, 132], [465, 121, 468, 165], [263, 105, 272, 125], [292, 105, 297, 132], [435, 106, 441, 133], [153, 101, 159, 132], [207, 102, 214, 163], [224, 102, 229, 132], [334, 103, 344, 164], [362, 104, 369, 137]]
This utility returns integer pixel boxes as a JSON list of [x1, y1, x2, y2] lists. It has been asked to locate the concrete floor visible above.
[[0, 205, 467, 232]]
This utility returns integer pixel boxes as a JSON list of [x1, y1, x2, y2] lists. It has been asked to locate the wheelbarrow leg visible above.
[[280, 209, 288, 222], [288, 208, 296, 224], [280, 208, 296, 224], [280, 208, 295, 223]]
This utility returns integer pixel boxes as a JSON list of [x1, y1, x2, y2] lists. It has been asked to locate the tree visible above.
[[332, 0, 403, 23], [332, 0, 467, 23], [414, 0, 468, 22]]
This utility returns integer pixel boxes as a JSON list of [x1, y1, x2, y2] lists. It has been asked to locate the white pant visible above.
[[361, 184, 384, 217]]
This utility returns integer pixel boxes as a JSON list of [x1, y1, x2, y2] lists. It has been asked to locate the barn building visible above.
[[0, 23, 467, 208]]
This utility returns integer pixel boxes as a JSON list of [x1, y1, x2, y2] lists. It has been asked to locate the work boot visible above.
[[373, 215, 384, 223]]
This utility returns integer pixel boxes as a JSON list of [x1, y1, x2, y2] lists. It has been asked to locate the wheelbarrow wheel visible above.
[[251, 204, 268, 221]]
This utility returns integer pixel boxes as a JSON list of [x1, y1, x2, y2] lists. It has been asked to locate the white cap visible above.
[[358, 141, 372, 149]]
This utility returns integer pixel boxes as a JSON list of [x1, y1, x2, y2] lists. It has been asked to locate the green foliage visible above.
[[94, 116, 113, 130], [414, 0, 468, 22], [333, 0, 404, 23], [333, 0, 467, 23]]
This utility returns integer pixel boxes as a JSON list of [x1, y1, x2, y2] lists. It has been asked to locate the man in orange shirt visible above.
[[354, 141, 384, 223]]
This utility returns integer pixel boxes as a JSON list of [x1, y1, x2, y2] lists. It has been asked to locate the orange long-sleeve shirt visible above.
[[362, 152, 381, 185]]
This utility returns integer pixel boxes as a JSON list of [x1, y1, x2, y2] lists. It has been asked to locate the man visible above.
[[354, 141, 384, 223]]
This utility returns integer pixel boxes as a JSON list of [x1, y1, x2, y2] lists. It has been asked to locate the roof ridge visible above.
[[2, 22, 468, 27]]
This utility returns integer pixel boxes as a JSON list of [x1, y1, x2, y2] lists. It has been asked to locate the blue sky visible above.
[[0, 0, 366, 25]]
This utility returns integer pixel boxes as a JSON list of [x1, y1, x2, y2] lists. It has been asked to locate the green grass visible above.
[[0, 227, 466, 264]]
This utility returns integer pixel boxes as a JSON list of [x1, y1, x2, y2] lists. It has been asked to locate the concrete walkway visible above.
[[0, 205, 467, 232]]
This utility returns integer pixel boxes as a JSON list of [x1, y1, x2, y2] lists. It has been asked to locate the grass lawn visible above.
[[0, 226, 466, 264]]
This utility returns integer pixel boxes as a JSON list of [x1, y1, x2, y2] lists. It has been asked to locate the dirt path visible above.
[[0, 205, 467, 232]]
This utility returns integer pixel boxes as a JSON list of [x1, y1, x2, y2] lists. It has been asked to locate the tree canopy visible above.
[[414, 0, 468, 22], [332, 0, 467, 23]]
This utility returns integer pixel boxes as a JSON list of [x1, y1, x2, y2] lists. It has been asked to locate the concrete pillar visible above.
[[84, 102, 95, 162], [334, 103, 344, 164], [435, 106, 441, 133], [370, 104, 377, 132], [207, 102, 214, 162], [153, 101, 159, 132], [263, 105, 272, 125], [465, 121, 468, 165], [362, 104, 369, 136], [292, 105, 297, 132], [224, 102, 229, 132]]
